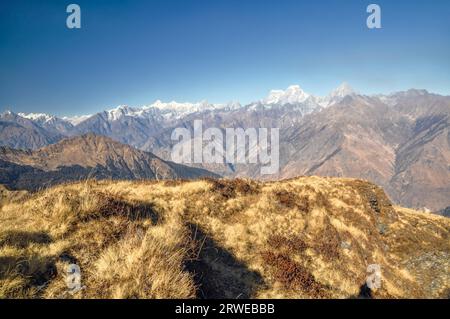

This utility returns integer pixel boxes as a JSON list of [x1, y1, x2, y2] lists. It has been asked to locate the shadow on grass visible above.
[[0, 231, 57, 292], [0, 231, 52, 249], [0, 254, 56, 287], [185, 223, 266, 299], [348, 283, 373, 299]]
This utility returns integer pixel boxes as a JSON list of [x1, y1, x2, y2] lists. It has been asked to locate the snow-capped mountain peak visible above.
[[263, 85, 311, 105], [315, 82, 358, 107], [18, 112, 55, 123], [223, 101, 242, 111], [145, 99, 242, 116], [329, 82, 356, 98], [105, 105, 134, 121], [100, 100, 226, 122], [62, 114, 93, 125], [5, 112, 75, 134], [148, 100, 214, 114]]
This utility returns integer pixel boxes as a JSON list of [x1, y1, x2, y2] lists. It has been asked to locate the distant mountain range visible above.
[[1, 83, 449, 212]]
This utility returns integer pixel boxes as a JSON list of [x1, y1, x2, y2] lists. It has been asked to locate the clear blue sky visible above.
[[1, 0, 449, 116]]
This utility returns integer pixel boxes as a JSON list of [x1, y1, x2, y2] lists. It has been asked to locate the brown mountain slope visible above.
[[278, 96, 399, 186], [0, 134, 217, 190], [0, 177, 448, 298], [0, 120, 62, 150], [389, 113, 450, 210], [279, 95, 450, 212]]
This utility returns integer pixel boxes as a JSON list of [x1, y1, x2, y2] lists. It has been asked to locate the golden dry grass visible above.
[[0, 177, 448, 299]]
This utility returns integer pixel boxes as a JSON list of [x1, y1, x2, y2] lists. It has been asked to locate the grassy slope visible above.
[[0, 177, 448, 299]]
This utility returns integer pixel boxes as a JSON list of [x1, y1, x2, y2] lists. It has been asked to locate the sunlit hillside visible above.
[[0, 177, 448, 299]]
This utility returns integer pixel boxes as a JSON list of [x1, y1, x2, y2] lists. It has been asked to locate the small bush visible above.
[[261, 251, 326, 297]]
